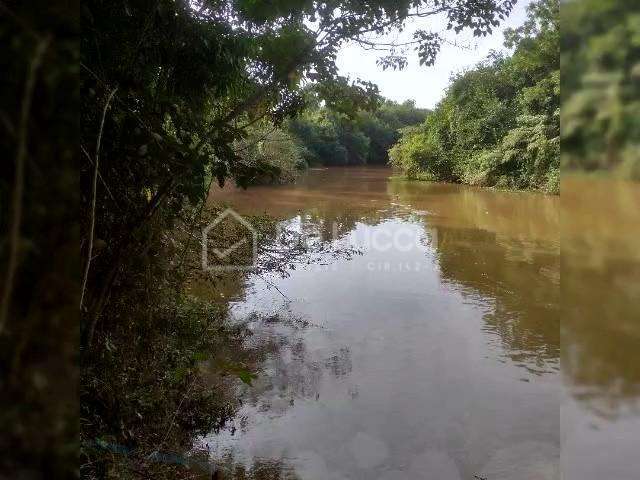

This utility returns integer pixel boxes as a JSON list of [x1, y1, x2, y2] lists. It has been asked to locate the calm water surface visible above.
[[561, 177, 640, 480], [198, 168, 637, 479]]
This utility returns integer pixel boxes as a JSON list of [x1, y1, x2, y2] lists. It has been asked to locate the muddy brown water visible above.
[[198, 167, 639, 479], [561, 176, 640, 480]]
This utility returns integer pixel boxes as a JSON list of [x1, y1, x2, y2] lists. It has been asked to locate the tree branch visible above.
[[80, 87, 118, 310], [0, 35, 50, 335]]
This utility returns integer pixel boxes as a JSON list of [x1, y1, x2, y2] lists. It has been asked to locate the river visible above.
[[561, 176, 640, 480], [197, 167, 638, 479]]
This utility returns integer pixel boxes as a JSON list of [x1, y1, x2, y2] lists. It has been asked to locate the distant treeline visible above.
[[234, 98, 428, 184], [288, 99, 428, 167], [390, 0, 560, 193]]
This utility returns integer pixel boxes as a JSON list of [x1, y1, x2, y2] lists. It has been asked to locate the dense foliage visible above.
[[80, 0, 515, 296], [75, 0, 519, 477], [289, 99, 427, 166], [390, 0, 559, 192], [561, 0, 640, 178], [80, 0, 516, 350], [230, 98, 427, 181], [233, 124, 307, 184]]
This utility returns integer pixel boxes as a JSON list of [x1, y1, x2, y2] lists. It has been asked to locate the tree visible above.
[[288, 95, 428, 166], [81, 0, 519, 335], [390, 0, 560, 192], [561, 0, 640, 176]]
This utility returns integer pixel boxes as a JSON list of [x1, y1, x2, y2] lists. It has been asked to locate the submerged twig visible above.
[[256, 274, 290, 301]]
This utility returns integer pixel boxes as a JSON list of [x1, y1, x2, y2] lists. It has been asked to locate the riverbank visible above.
[[80, 207, 285, 479], [388, 0, 559, 195], [388, 172, 560, 195], [80, 201, 354, 479]]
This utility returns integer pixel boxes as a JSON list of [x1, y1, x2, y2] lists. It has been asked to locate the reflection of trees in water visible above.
[[434, 225, 560, 375], [271, 184, 562, 380], [387, 179, 560, 374], [562, 257, 640, 417], [386, 178, 559, 243], [218, 456, 300, 480], [229, 311, 352, 418], [295, 209, 385, 243], [203, 312, 352, 478], [562, 178, 640, 417]]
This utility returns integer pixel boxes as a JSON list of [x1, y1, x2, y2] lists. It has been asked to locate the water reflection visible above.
[[435, 226, 559, 375], [241, 312, 353, 410], [216, 456, 300, 480], [388, 179, 560, 376], [561, 177, 640, 480], [205, 168, 561, 479], [562, 177, 640, 410]]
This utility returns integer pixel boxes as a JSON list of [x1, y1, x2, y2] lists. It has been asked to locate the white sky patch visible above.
[[336, 0, 530, 108]]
